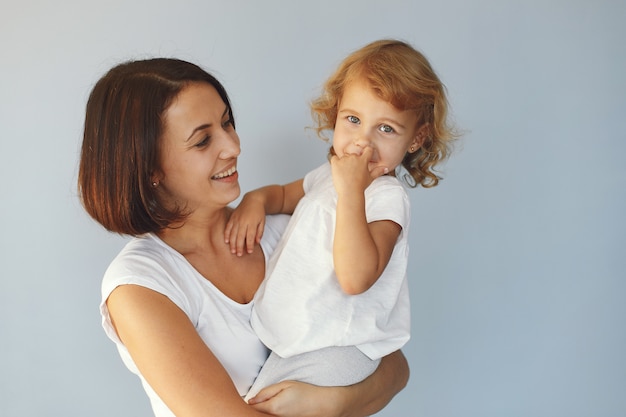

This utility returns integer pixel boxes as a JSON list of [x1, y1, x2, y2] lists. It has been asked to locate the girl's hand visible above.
[[249, 381, 345, 417], [225, 194, 266, 256], [330, 146, 388, 197]]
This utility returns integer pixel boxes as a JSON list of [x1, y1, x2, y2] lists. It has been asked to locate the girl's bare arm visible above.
[[225, 179, 304, 255], [331, 148, 401, 294]]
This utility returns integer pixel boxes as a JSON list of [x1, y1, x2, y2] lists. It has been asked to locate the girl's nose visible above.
[[345, 136, 373, 156], [353, 133, 372, 148]]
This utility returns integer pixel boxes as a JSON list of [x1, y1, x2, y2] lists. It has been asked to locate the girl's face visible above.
[[154, 82, 241, 216], [332, 78, 423, 173]]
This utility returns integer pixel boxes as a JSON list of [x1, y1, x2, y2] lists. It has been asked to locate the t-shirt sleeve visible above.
[[365, 179, 411, 230], [260, 214, 290, 260], [302, 162, 330, 194], [100, 246, 192, 345]]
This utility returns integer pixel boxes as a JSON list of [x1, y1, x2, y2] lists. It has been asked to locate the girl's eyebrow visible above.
[[185, 107, 230, 141], [338, 107, 359, 114], [339, 108, 407, 130]]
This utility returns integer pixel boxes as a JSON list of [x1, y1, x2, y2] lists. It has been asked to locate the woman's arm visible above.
[[107, 283, 408, 417], [106, 284, 270, 417], [249, 350, 409, 417]]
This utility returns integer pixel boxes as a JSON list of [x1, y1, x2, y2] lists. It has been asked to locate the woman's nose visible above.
[[219, 131, 241, 159]]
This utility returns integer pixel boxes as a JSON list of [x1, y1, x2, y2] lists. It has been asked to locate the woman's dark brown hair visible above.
[[78, 58, 234, 235]]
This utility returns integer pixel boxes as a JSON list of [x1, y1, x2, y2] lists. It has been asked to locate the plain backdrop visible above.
[[1, 1, 625, 416]]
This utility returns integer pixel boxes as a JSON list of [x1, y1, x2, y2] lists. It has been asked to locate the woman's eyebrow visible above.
[[186, 124, 211, 141]]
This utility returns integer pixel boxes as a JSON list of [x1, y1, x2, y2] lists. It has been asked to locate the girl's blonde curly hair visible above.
[[311, 39, 458, 188]]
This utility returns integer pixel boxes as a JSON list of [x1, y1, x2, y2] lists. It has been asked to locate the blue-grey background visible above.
[[1, 1, 624, 416]]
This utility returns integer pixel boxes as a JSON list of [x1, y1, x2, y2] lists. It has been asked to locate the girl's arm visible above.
[[225, 179, 304, 256], [331, 147, 401, 294], [250, 350, 410, 417]]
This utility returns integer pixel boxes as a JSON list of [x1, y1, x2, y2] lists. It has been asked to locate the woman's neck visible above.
[[155, 205, 264, 304], [156, 206, 233, 256]]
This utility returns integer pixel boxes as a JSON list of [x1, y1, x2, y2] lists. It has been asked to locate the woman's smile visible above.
[[212, 165, 238, 180]]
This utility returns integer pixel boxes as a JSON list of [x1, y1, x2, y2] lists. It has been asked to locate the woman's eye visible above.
[[196, 136, 210, 147], [347, 115, 360, 124], [223, 118, 234, 129], [379, 124, 394, 133]]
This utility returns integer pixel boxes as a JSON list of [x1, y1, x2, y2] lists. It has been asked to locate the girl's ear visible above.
[[409, 123, 429, 153]]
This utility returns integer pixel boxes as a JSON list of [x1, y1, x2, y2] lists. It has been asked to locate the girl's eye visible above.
[[347, 115, 360, 124], [223, 118, 234, 129], [379, 124, 394, 133]]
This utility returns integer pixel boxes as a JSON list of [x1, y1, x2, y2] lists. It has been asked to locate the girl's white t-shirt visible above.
[[251, 163, 411, 360]]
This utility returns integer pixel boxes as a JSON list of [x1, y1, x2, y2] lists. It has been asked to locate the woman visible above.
[[78, 57, 409, 417]]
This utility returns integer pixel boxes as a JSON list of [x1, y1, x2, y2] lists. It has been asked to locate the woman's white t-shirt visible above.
[[100, 214, 290, 417]]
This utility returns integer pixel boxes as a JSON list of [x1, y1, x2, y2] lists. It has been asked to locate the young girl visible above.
[[226, 39, 457, 401]]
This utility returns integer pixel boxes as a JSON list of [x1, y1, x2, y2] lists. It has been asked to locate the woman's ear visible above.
[[150, 171, 162, 188]]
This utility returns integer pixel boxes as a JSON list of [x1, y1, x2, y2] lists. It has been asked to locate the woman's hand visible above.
[[249, 381, 345, 417], [249, 350, 408, 417]]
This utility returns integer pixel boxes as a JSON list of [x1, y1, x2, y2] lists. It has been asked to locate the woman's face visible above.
[[155, 82, 241, 215]]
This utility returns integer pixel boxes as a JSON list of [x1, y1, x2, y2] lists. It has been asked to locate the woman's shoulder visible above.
[[101, 234, 195, 306], [106, 234, 178, 273]]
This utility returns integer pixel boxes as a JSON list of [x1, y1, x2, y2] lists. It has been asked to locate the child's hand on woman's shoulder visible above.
[[225, 195, 267, 256]]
